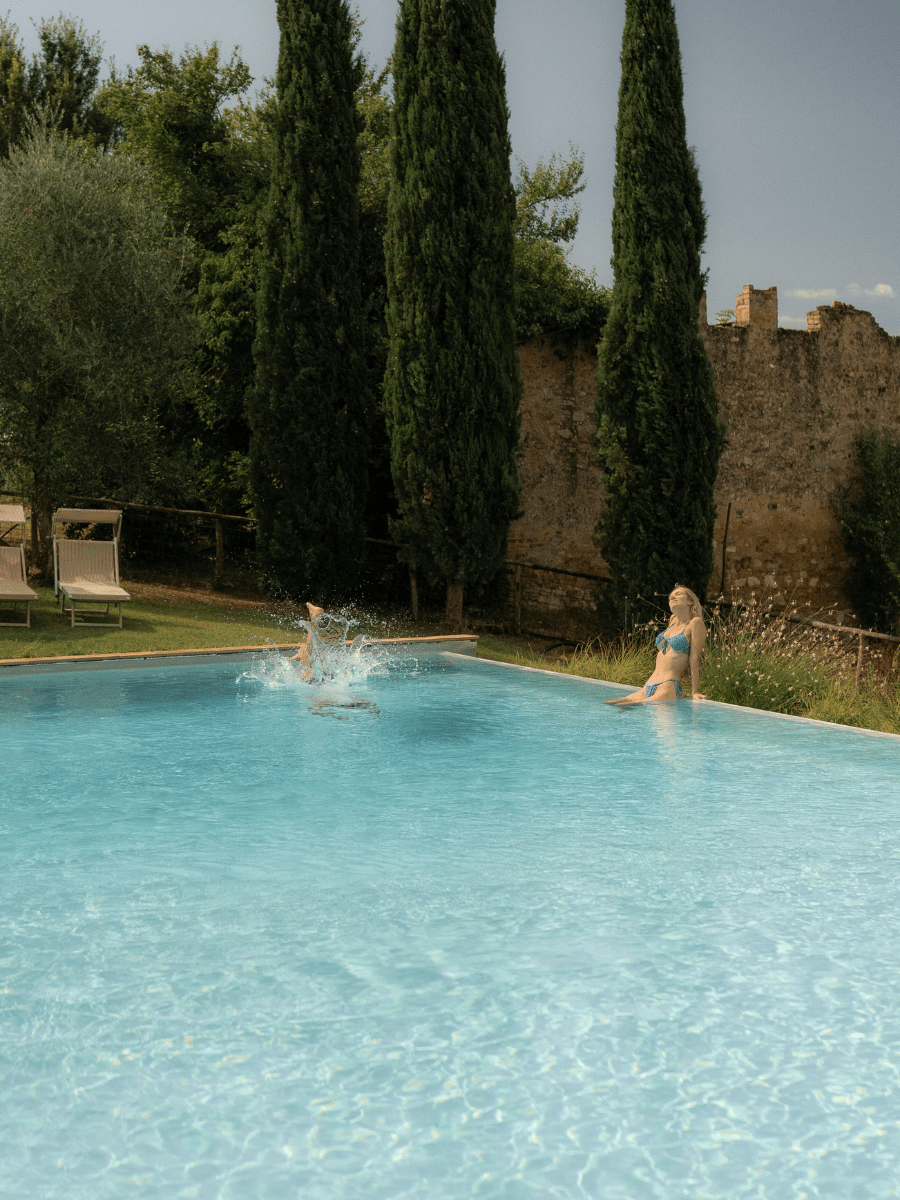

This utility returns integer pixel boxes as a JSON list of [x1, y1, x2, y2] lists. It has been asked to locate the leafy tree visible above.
[[513, 147, 611, 345], [96, 42, 253, 251], [0, 123, 196, 574], [837, 431, 900, 633], [594, 0, 723, 630], [352, 56, 395, 541], [189, 96, 274, 513], [0, 15, 28, 156], [385, 0, 521, 630], [248, 0, 370, 601], [98, 46, 270, 514], [515, 146, 585, 246], [0, 13, 114, 155]]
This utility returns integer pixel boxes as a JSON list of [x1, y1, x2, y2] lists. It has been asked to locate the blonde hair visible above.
[[666, 583, 704, 627]]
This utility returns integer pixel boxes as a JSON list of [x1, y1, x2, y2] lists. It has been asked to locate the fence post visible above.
[[514, 564, 523, 634], [409, 565, 418, 621], [214, 518, 224, 587], [855, 631, 867, 687]]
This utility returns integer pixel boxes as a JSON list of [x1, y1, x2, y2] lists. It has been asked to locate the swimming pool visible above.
[[2, 651, 900, 1199]]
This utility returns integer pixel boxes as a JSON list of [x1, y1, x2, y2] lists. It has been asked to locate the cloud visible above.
[[779, 315, 806, 326], [849, 283, 895, 298], [788, 288, 836, 299]]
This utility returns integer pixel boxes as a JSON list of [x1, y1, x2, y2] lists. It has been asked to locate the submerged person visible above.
[[605, 585, 708, 705], [288, 603, 325, 669]]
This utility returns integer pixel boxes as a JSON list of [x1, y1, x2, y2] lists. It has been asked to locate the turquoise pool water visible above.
[[1, 652, 900, 1199]]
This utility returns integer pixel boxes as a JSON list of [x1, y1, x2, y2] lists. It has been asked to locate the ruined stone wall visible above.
[[506, 340, 607, 639], [706, 289, 900, 615], [510, 288, 900, 635]]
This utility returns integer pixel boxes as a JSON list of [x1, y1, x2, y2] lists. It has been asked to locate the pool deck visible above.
[[0, 635, 478, 675]]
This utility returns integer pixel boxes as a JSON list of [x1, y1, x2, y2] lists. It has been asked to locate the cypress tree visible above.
[[594, 0, 723, 630], [385, 0, 521, 631], [249, 0, 369, 601]]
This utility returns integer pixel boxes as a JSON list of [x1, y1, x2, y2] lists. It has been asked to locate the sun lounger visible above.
[[54, 539, 131, 627], [0, 503, 28, 547], [53, 508, 123, 540], [0, 505, 37, 627], [0, 546, 38, 628]]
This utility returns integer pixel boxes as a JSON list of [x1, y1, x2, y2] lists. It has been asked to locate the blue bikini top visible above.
[[655, 628, 691, 656]]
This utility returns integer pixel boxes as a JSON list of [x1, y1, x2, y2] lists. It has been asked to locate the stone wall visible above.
[[510, 287, 900, 635], [707, 287, 900, 613], [506, 340, 608, 639]]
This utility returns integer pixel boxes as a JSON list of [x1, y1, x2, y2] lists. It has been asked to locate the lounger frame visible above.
[[0, 506, 37, 627], [53, 536, 131, 628]]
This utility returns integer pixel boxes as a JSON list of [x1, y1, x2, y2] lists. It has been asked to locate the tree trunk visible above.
[[409, 565, 418, 620], [31, 472, 54, 581], [446, 581, 463, 632]]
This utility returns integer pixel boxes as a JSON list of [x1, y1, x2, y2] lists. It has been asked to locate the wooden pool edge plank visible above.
[[456, 652, 900, 743], [0, 634, 478, 671]]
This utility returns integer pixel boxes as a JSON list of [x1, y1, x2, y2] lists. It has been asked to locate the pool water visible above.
[[2, 653, 900, 1199]]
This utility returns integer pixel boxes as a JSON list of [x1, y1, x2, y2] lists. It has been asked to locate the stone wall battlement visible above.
[[509, 285, 900, 633]]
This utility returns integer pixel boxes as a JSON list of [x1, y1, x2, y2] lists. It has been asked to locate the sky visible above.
[[8, 0, 898, 332]]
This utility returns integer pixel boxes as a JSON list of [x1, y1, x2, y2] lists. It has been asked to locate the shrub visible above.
[[837, 430, 900, 634], [700, 602, 831, 713]]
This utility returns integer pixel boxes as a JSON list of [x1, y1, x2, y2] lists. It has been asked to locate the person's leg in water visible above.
[[605, 679, 682, 706], [289, 604, 325, 667]]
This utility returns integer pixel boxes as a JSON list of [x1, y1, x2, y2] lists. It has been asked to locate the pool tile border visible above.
[[0, 634, 478, 674], [458, 652, 900, 742]]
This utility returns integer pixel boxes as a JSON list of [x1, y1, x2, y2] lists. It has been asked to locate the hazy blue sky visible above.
[[9, 0, 898, 331]]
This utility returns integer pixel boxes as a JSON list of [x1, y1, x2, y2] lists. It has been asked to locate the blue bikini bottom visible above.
[[644, 679, 684, 699]]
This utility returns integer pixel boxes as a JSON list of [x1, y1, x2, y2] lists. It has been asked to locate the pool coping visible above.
[[0, 634, 478, 675], [457, 652, 900, 743]]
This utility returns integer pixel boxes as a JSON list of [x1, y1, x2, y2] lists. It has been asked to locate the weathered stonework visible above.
[[506, 341, 607, 639], [705, 288, 900, 612], [510, 287, 900, 635]]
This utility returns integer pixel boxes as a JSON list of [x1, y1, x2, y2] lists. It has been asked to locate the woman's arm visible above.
[[689, 617, 707, 698]]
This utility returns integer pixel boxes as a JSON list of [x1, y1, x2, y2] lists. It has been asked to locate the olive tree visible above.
[[0, 123, 196, 574]]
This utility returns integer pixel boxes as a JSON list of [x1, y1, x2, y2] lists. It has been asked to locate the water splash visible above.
[[238, 611, 396, 716]]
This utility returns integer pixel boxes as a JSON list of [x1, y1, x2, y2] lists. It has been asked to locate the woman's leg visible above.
[[604, 688, 647, 706]]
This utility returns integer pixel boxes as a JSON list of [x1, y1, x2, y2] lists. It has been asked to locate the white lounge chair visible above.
[[0, 505, 37, 627], [53, 512, 131, 627]]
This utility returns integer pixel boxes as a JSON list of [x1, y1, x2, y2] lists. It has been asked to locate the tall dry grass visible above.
[[516, 635, 656, 688], [513, 598, 900, 734]]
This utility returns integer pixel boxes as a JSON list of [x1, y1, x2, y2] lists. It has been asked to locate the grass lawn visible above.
[[0, 583, 312, 660], [0, 583, 518, 662]]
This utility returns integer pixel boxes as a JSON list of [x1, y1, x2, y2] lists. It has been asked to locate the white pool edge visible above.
[[0, 637, 478, 677], [453, 652, 900, 743]]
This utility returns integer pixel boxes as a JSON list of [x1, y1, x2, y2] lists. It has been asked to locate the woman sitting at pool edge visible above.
[[605, 585, 708, 705]]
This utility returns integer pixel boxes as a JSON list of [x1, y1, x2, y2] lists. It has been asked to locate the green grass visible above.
[[476, 634, 653, 688], [0, 587, 309, 659], [805, 679, 900, 735]]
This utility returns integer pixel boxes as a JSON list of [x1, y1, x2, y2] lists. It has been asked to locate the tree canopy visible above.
[[385, 0, 521, 628], [0, 14, 114, 155], [0, 123, 196, 571], [594, 0, 723, 630], [248, 0, 370, 601], [96, 42, 254, 251]]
